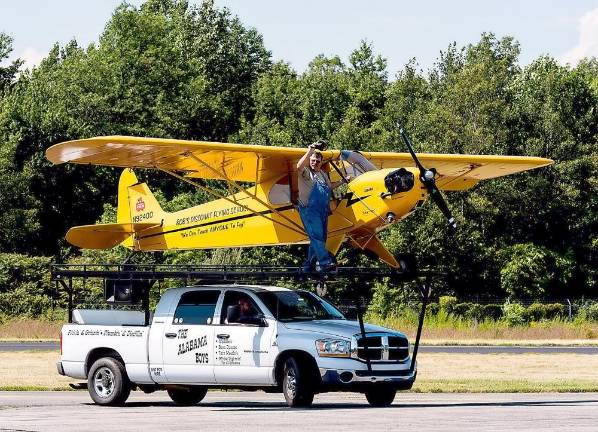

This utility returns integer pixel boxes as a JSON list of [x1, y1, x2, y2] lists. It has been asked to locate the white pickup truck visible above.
[[57, 284, 415, 407]]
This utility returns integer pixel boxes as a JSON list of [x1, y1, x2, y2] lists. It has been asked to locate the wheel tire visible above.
[[365, 386, 396, 407], [282, 357, 314, 408], [87, 357, 131, 406], [167, 387, 208, 406]]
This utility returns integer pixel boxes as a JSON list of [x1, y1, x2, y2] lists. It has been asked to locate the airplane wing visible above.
[[46, 136, 340, 183], [360, 152, 553, 190], [46, 136, 552, 189]]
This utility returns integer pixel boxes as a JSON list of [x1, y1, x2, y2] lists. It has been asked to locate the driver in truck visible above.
[[225, 295, 262, 325]]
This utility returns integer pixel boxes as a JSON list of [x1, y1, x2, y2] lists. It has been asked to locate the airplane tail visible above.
[[65, 169, 164, 250]]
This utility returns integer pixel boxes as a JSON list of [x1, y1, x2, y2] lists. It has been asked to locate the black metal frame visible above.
[[51, 263, 435, 371]]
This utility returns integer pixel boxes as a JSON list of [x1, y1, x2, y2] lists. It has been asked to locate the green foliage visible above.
[[524, 303, 565, 321], [427, 302, 440, 315], [482, 304, 503, 320], [0, 0, 270, 256], [500, 243, 574, 300], [451, 303, 472, 317], [439, 296, 457, 313], [0, 32, 22, 92], [0, 4, 595, 311], [0, 253, 56, 317], [501, 302, 526, 326], [578, 302, 598, 322]]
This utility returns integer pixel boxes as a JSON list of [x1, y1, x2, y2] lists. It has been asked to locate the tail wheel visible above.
[[167, 387, 208, 406], [87, 357, 131, 406], [282, 357, 314, 408], [365, 386, 396, 407]]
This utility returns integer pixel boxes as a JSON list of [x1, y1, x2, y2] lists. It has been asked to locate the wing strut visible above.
[[184, 151, 305, 233], [156, 166, 307, 237]]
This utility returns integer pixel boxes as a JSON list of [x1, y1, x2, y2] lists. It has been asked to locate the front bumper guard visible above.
[[319, 367, 416, 389]]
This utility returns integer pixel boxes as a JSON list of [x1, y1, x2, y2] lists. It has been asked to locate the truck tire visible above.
[[365, 386, 396, 407], [167, 387, 208, 406], [282, 357, 314, 408], [87, 357, 131, 406]]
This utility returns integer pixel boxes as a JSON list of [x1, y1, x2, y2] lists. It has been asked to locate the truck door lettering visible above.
[[177, 335, 208, 355]]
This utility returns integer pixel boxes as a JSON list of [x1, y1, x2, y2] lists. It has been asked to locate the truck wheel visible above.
[[87, 357, 131, 406], [167, 387, 208, 406], [282, 357, 314, 408], [365, 386, 396, 407]]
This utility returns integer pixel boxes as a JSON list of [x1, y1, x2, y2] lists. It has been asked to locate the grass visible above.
[[413, 352, 598, 392], [2, 351, 598, 393], [0, 318, 62, 340], [0, 351, 73, 390], [366, 311, 598, 342], [2, 316, 598, 345]]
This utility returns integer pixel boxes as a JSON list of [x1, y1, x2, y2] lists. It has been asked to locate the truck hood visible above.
[[282, 320, 404, 340]]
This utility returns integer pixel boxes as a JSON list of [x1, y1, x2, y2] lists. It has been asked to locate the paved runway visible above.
[[3, 341, 598, 354], [0, 391, 597, 431]]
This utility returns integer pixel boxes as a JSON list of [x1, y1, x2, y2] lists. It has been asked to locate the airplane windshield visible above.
[[256, 290, 345, 322], [339, 150, 377, 178]]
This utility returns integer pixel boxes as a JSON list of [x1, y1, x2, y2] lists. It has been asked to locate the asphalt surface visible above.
[[0, 391, 597, 431], [2, 341, 598, 354]]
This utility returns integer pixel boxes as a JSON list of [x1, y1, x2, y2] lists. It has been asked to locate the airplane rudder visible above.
[[117, 168, 138, 224]]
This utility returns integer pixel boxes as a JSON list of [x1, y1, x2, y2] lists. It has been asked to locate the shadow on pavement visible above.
[[88, 397, 598, 411]]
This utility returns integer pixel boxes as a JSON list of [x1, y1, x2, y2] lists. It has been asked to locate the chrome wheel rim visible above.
[[285, 368, 297, 398], [93, 367, 115, 398]]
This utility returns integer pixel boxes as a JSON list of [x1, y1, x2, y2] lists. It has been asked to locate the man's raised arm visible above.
[[297, 143, 316, 170]]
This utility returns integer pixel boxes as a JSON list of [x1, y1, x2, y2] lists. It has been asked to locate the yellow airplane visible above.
[[45, 132, 552, 268]]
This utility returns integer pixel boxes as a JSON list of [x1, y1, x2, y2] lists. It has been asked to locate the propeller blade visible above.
[[398, 127, 427, 174], [397, 125, 457, 230], [428, 184, 457, 229]]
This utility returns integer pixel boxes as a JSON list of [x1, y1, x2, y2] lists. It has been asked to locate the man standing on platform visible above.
[[296, 140, 348, 272]]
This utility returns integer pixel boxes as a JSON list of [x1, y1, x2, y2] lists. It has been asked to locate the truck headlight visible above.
[[315, 339, 351, 357]]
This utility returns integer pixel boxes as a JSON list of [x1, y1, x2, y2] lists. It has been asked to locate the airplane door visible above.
[[162, 289, 221, 384], [213, 290, 278, 385]]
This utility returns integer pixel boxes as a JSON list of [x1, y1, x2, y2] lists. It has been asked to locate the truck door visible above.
[[162, 290, 220, 384], [213, 290, 277, 385]]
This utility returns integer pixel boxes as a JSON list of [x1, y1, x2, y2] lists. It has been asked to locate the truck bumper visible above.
[[319, 367, 416, 391], [56, 361, 65, 376]]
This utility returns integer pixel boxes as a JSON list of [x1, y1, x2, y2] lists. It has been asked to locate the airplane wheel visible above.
[[365, 386, 396, 407], [167, 387, 208, 406], [282, 357, 314, 408], [87, 357, 131, 406]]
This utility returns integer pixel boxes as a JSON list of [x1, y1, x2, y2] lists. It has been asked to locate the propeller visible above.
[[398, 127, 457, 230]]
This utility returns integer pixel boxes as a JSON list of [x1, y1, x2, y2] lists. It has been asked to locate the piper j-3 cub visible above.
[[46, 130, 552, 268]]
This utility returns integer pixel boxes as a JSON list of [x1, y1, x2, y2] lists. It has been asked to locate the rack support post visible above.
[[350, 278, 372, 373], [409, 275, 431, 373]]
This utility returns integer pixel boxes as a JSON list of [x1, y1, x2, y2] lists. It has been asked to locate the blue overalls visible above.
[[298, 175, 333, 270]]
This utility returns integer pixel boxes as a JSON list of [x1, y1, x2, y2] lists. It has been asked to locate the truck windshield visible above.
[[256, 290, 345, 322]]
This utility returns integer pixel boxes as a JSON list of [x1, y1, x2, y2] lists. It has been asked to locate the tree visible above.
[[0, 0, 271, 256], [0, 33, 22, 93]]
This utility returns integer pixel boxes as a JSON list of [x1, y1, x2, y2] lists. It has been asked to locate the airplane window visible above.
[[340, 151, 377, 178], [268, 175, 291, 205]]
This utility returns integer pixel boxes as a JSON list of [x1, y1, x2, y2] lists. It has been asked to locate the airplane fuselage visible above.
[[131, 167, 426, 251]]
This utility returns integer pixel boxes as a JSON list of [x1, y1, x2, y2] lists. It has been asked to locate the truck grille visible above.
[[354, 333, 409, 362]]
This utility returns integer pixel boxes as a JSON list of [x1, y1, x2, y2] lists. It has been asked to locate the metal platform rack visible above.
[[51, 263, 439, 374]]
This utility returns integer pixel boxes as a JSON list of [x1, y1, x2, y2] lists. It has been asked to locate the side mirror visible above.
[[256, 313, 269, 327]]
